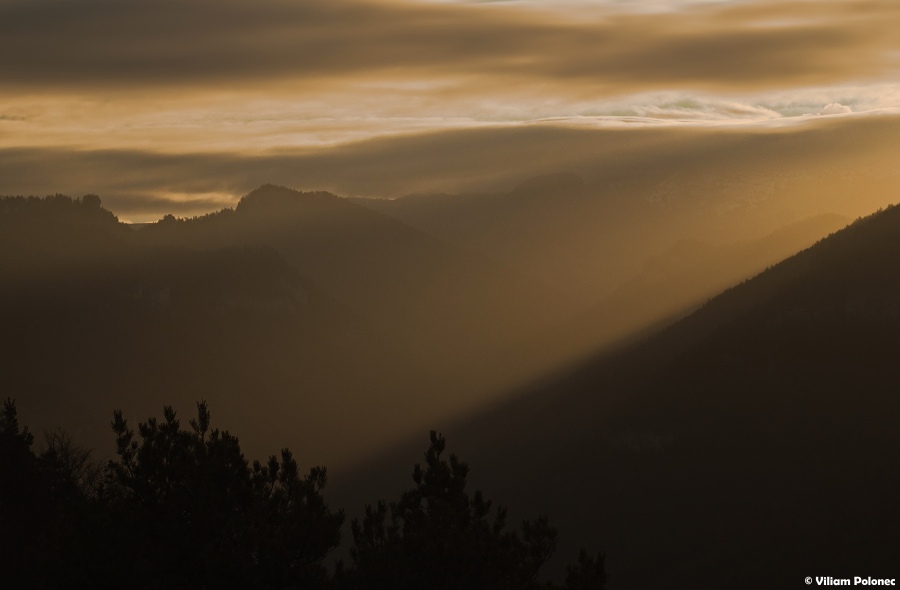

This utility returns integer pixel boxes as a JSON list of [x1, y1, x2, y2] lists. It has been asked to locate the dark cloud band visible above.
[[0, 0, 895, 93]]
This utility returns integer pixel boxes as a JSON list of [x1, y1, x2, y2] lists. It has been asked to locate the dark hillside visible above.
[[0, 188, 577, 467], [339, 204, 900, 588], [522, 212, 851, 368], [0, 195, 421, 464], [136, 185, 577, 405]]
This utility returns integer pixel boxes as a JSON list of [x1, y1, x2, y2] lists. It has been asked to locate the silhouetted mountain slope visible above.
[[337, 204, 900, 588], [0, 194, 429, 465], [547, 213, 853, 357], [137, 185, 577, 403], [0, 194, 128, 275], [1, 188, 584, 467]]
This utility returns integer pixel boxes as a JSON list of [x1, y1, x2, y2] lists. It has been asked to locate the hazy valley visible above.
[[4, 0, 900, 585], [5, 135, 900, 585]]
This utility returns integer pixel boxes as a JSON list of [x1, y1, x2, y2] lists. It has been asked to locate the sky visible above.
[[1, 0, 899, 220]]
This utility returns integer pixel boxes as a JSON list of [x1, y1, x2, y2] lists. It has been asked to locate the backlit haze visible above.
[[2, 0, 899, 221], [5, 3, 900, 584]]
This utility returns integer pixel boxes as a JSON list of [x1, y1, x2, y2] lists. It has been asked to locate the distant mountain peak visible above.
[[511, 172, 583, 195]]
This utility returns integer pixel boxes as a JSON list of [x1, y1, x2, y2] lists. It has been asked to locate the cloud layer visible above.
[[1, 0, 899, 216], [1, 0, 896, 92]]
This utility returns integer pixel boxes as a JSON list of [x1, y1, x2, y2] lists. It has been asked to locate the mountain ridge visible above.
[[333, 201, 900, 588]]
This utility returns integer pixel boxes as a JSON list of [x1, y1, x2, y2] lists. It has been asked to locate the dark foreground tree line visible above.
[[1, 399, 605, 589]]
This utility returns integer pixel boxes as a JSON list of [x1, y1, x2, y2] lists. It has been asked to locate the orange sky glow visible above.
[[1, 0, 899, 220]]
